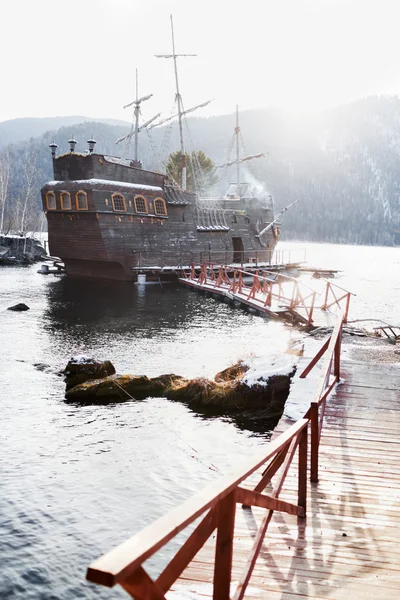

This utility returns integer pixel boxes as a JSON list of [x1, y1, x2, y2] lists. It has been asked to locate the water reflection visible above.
[[43, 277, 214, 336], [1, 264, 291, 600]]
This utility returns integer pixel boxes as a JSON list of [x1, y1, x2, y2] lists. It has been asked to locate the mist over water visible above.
[[0, 241, 399, 598]]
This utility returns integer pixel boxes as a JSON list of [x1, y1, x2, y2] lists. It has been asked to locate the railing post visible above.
[[344, 292, 351, 323], [298, 425, 308, 517], [322, 282, 330, 310], [334, 324, 342, 380], [310, 402, 319, 483], [290, 281, 297, 309], [308, 291, 316, 325], [213, 491, 236, 600]]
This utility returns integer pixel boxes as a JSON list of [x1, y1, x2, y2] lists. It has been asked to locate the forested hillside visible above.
[[0, 116, 130, 149], [1, 96, 400, 244]]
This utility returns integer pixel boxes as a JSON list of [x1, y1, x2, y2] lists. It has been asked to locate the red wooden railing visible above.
[[321, 281, 354, 323], [86, 314, 345, 599], [300, 311, 344, 482], [186, 265, 353, 327], [86, 419, 308, 599], [186, 264, 318, 325]]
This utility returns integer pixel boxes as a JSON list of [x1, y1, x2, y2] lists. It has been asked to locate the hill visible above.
[[1, 96, 400, 245], [0, 116, 130, 149]]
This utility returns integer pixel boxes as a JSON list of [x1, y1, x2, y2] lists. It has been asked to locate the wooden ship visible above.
[[41, 19, 285, 282]]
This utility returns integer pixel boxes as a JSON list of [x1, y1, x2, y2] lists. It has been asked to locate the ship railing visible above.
[[132, 248, 306, 271], [86, 314, 345, 599]]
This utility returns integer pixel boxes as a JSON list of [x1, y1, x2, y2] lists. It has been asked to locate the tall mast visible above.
[[134, 69, 139, 162], [170, 16, 187, 190], [118, 73, 154, 162], [155, 15, 197, 191], [235, 105, 240, 197]]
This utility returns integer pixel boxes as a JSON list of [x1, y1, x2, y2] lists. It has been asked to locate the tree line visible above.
[[1, 95, 400, 244]]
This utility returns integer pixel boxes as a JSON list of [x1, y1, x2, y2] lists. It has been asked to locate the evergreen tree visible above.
[[165, 150, 219, 194]]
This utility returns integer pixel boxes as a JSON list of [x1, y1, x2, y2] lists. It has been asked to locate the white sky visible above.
[[1, 0, 400, 123]]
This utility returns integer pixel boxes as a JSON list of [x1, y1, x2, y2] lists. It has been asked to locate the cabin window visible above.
[[46, 192, 56, 210], [134, 195, 148, 214], [154, 197, 167, 216], [60, 191, 71, 210], [112, 193, 126, 212], [76, 191, 88, 210]]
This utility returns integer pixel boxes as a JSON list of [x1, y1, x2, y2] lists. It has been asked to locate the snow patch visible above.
[[44, 179, 163, 192], [242, 354, 296, 387], [69, 355, 96, 365]]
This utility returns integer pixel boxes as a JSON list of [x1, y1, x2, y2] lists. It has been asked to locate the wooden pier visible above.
[[179, 265, 353, 327], [85, 315, 400, 599]]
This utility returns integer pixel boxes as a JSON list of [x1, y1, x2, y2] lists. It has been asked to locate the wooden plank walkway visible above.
[[172, 359, 400, 599], [179, 267, 353, 328]]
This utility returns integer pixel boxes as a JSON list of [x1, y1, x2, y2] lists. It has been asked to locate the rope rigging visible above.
[[111, 379, 220, 473]]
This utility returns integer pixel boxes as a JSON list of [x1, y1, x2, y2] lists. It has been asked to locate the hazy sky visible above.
[[1, 0, 400, 124]]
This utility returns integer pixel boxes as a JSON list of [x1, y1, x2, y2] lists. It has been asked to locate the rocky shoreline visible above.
[[61, 325, 400, 419], [63, 355, 297, 419], [0, 235, 46, 265]]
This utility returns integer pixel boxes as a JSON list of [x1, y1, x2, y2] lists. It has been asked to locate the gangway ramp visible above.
[[179, 265, 353, 327]]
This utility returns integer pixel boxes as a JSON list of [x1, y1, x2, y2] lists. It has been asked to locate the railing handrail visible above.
[[218, 266, 318, 294], [324, 280, 356, 296], [312, 311, 344, 402], [300, 311, 344, 481], [197, 265, 320, 301], [86, 418, 309, 588]]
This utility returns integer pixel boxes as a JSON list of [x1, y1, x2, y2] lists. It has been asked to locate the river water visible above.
[[0, 241, 399, 599]]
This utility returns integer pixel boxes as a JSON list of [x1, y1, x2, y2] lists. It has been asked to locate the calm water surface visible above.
[[1, 241, 399, 599]]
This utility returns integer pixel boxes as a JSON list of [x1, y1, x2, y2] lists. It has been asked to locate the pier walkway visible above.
[[179, 265, 353, 327], [86, 315, 400, 599]]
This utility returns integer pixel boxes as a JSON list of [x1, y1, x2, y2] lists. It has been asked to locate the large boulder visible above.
[[64, 356, 116, 391], [65, 373, 187, 401]]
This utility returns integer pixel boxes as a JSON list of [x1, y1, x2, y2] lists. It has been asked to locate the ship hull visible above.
[[42, 153, 279, 281]]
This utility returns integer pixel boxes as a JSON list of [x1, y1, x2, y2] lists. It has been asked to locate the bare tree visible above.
[[19, 146, 37, 235], [0, 150, 11, 234]]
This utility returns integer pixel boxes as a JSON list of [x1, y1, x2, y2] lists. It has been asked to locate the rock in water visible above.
[[0, 235, 46, 264], [7, 303, 30, 311], [64, 356, 116, 391]]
